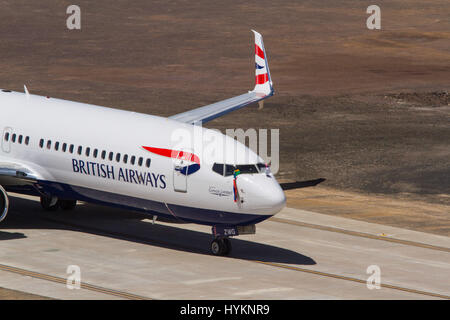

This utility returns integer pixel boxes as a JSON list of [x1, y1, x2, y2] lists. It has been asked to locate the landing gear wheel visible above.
[[58, 199, 77, 211], [211, 239, 223, 256], [210, 238, 232, 256], [40, 196, 59, 211], [222, 238, 232, 255]]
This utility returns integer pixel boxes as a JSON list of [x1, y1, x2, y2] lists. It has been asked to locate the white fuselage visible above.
[[0, 90, 285, 226]]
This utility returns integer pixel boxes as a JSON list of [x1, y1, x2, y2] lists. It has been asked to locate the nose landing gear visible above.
[[210, 224, 255, 256], [210, 225, 237, 256], [210, 237, 232, 256]]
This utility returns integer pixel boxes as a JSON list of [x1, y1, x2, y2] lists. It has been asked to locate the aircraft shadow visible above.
[[281, 178, 326, 190], [0, 230, 26, 241], [2, 196, 316, 266]]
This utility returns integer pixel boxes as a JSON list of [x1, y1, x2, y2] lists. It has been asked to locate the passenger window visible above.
[[101, 150, 106, 160], [25, 136, 29, 145], [123, 154, 128, 164], [18, 135, 23, 144], [138, 157, 143, 166], [93, 149, 98, 158], [131, 156, 136, 165], [4, 132, 9, 142], [55, 142, 59, 151], [86, 147, 90, 157], [62, 143, 67, 152], [69, 144, 74, 153], [12, 134, 16, 143], [109, 152, 114, 161], [146, 159, 151, 168], [116, 153, 121, 162], [77, 146, 82, 155], [47, 140, 52, 149], [39, 139, 44, 148]]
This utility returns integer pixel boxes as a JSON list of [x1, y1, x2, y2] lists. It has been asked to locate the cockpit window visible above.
[[257, 163, 267, 172], [212, 162, 269, 176], [224, 164, 236, 176], [212, 163, 224, 176], [236, 164, 259, 174]]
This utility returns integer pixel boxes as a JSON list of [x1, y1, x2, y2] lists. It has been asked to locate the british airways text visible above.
[[72, 159, 166, 189]]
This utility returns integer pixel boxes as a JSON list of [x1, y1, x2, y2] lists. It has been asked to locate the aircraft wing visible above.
[[169, 30, 274, 125]]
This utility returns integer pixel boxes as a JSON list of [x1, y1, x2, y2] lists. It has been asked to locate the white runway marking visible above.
[[182, 277, 242, 285], [234, 287, 294, 296]]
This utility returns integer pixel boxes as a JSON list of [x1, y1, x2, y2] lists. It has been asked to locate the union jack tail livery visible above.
[[252, 30, 273, 95], [169, 30, 274, 125]]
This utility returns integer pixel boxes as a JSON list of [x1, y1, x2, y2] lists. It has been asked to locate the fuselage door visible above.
[[1, 127, 12, 153], [173, 150, 188, 193]]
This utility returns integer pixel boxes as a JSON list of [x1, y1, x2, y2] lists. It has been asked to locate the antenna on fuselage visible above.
[[24, 85, 30, 99]]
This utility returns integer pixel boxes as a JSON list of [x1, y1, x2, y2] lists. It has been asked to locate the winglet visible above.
[[252, 30, 273, 96]]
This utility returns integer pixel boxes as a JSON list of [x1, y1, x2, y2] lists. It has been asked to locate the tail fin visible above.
[[168, 30, 274, 124], [252, 30, 273, 95]]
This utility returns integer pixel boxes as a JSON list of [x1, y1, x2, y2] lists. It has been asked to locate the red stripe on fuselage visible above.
[[255, 44, 265, 59], [142, 146, 200, 165]]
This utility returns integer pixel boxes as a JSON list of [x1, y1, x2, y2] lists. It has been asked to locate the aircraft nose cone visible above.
[[265, 180, 286, 213], [238, 175, 286, 214]]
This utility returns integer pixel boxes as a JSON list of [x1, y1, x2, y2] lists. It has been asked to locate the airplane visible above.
[[0, 30, 285, 256]]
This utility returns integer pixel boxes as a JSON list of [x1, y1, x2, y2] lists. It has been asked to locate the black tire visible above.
[[40, 196, 59, 211], [211, 239, 224, 256], [222, 238, 232, 255], [58, 199, 77, 211], [210, 238, 232, 256]]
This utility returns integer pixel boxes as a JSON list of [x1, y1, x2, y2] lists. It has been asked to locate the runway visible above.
[[0, 193, 449, 299]]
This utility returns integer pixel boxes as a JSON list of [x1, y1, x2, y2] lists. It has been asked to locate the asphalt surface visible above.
[[0, 194, 448, 299]]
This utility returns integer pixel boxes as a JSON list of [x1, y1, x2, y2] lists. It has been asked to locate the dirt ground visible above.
[[285, 186, 450, 236], [0, 0, 448, 261]]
